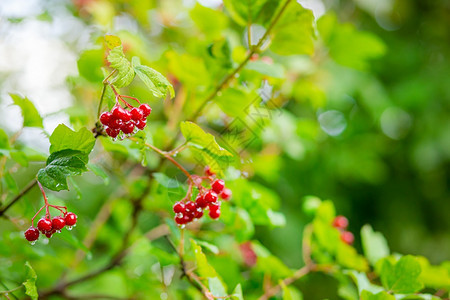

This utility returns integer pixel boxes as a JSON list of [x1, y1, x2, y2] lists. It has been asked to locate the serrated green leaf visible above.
[[361, 291, 395, 300], [361, 225, 390, 266], [23, 262, 38, 300], [37, 149, 88, 191], [107, 46, 135, 88], [223, 0, 269, 26], [270, 2, 314, 56], [49, 124, 95, 154], [380, 255, 424, 294], [10, 94, 43, 128], [208, 277, 227, 298], [132, 57, 174, 99]]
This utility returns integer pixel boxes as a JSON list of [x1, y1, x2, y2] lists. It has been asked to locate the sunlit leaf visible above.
[[107, 45, 135, 88], [10, 93, 43, 128]]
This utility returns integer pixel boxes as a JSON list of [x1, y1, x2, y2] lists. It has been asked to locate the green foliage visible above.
[[23, 262, 38, 300], [10, 94, 43, 128], [361, 225, 390, 266], [380, 255, 424, 294], [132, 57, 174, 99], [107, 46, 135, 88]]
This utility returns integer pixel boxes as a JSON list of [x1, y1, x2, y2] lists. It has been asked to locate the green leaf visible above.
[[317, 13, 386, 70], [23, 262, 38, 300], [4, 172, 18, 193], [107, 46, 135, 88], [361, 291, 395, 300], [37, 149, 89, 191], [10, 150, 29, 167], [361, 225, 390, 266], [190, 239, 217, 278], [223, 0, 269, 26], [216, 88, 255, 118], [104, 34, 122, 49], [208, 277, 227, 298], [336, 243, 369, 272], [380, 255, 424, 294], [281, 282, 303, 300], [180, 121, 233, 174], [87, 163, 110, 185], [231, 284, 244, 300], [416, 256, 450, 289], [0, 129, 10, 150], [77, 49, 104, 82], [49, 124, 95, 154], [166, 51, 209, 86], [348, 271, 384, 295], [245, 60, 285, 78], [10, 94, 43, 128], [132, 57, 175, 99], [190, 3, 228, 38], [270, 2, 315, 56], [195, 240, 219, 255]]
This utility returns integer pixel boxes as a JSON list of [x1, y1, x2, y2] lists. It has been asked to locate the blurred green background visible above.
[[0, 0, 449, 299]]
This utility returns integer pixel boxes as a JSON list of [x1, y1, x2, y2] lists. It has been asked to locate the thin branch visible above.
[[189, 0, 292, 121], [0, 179, 37, 218]]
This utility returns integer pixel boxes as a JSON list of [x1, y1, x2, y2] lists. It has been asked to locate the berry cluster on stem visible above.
[[99, 83, 152, 139], [24, 181, 78, 244], [173, 166, 232, 227], [332, 215, 354, 245]]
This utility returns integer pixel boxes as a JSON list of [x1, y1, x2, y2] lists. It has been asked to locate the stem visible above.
[[188, 0, 292, 121], [258, 266, 311, 300], [97, 70, 117, 118], [0, 285, 23, 295], [0, 179, 37, 218], [37, 181, 50, 218]]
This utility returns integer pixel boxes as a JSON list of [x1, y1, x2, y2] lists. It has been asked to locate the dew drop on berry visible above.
[[67, 226, 73, 231]]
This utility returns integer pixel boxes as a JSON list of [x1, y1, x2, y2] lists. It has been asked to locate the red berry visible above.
[[24, 227, 40, 242], [130, 107, 144, 121], [333, 215, 349, 230], [184, 213, 194, 223], [135, 119, 147, 130], [121, 122, 135, 134], [204, 166, 215, 176], [106, 127, 120, 138], [37, 218, 52, 233], [195, 194, 208, 208], [112, 106, 130, 121], [45, 229, 56, 239], [52, 217, 66, 230], [209, 202, 220, 211], [175, 215, 186, 225], [220, 188, 232, 200], [194, 209, 204, 219], [185, 201, 197, 212], [204, 190, 218, 203], [340, 231, 354, 245], [65, 212, 77, 226], [108, 118, 123, 129], [139, 104, 152, 117], [211, 179, 225, 194], [173, 202, 185, 214], [209, 209, 221, 219], [100, 112, 113, 126]]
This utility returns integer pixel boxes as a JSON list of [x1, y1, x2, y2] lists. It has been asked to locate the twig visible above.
[[258, 266, 311, 300], [0, 179, 37, 218]]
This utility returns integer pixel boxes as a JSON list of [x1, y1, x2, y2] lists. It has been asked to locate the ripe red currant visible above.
[[130, 107, 144, 121], [108, 118, 123, 130], [211, 179, 225, 194], [100, 112, 113, 126], [195, 194, 208, 208], [333, 215, 349, 230], [173, 201, 185, 214], [136, 119, 146, 130], [220, 188, 232, 200], [121, 122, 135, 134], [45, 229, 56, 239], [65, 212, 77, 226], [209, 202, 220, 211], [37, 218, 52, 233], [52, 216, 66, 230], [185, 201, 196, 212], [209, 209, 221, 219], [112, 106, 129, 121], [194, 209, 204, 219], [204, 190, 218, 203], [340, 231, 354, 245], [24, 227, 40, 242], [139, 104, 152, 117], [106, 127, 120, 138], [175, 215, 186, 225]]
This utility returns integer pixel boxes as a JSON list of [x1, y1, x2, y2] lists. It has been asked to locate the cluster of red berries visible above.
[[100, 103, 152, 138], [173, 167, 232, 227], [24, 212, 77, 244], [332, 215, 354, 245]]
